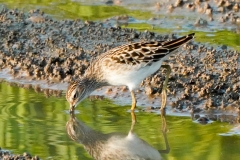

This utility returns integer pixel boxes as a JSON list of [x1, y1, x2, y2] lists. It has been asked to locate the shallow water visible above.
[[0, 0, 240, 159], [0, 82, 240, 159]]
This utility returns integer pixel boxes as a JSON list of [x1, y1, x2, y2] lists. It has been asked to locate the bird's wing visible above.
[[106, 33, 195, 65]]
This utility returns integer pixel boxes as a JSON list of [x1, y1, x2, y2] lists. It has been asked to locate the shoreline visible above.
[[0, 5, 239, 119], [0, 147, 39, 160]]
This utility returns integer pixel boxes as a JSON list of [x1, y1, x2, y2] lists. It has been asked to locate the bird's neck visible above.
[[83, 71, 108, 90]]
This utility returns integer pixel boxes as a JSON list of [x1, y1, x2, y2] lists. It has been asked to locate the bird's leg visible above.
[[158, 112, 170, 154], [160, 65, 171, 114], [158, 66, 171, 154], [130, 111, 137, 133], [131, 110, 137, 122], [130, 90, 137, 111]]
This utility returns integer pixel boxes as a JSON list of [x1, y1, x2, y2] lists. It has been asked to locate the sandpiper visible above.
[[66, 33, 195, 112]]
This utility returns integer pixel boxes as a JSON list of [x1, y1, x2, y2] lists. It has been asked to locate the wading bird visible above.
[[66, 33, 195, 113]]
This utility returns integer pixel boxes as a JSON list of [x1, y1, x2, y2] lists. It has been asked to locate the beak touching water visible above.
[[69, 103, 75, 113]]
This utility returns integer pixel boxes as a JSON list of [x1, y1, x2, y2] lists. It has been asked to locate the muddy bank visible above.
[[0, 147, 40, 160], [0, 5, 239, 117]]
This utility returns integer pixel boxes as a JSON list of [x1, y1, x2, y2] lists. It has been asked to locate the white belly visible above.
[[102, 59, 164, 91]]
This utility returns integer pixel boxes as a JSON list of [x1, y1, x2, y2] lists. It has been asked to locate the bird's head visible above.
[[66, 81, 88, 110]]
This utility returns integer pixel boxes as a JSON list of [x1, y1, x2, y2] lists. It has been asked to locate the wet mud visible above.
[[0, 2, 239, 122], [0, 147, 40, 160]]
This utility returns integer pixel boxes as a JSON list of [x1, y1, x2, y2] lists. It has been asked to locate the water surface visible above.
[[0, 82, 240, 159], [0, 0, 240, 159]]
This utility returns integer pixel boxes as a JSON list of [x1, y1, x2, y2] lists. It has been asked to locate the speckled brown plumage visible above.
[[66, 33, 195, 111]]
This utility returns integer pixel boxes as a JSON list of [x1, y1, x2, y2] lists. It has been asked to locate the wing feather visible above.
[[105, 33, 195, 65]]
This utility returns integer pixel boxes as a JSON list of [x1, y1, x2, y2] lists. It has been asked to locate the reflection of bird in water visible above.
[[66, 112, 169, 160], [66, 33, 195, 113]]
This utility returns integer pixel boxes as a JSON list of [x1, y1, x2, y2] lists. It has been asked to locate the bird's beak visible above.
[[70, 104, 75, 109], [69, 104, 75, 114]]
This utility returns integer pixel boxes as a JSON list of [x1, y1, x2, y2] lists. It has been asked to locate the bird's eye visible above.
[[73, 93, 78, 99]]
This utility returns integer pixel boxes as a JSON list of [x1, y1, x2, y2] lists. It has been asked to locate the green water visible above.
[[0, 82, 240, 159], [0, 0, 240, 159]]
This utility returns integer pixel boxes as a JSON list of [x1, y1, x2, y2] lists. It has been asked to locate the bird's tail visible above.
[[141, 33, 195, 62], [162, 33, 195, 52], [109, 33, 195, 63]]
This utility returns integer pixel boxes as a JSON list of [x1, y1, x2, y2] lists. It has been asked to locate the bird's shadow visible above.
[[66, 111, 170, 160]]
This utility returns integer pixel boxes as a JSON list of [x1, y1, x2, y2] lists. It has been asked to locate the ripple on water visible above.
[[0, 101, 42, 121], [219, 125, 240, 136], [62, 109, 81, 114], [0, 102, 22, 120]]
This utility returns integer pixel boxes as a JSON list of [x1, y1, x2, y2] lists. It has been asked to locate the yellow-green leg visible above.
[[131, 91, 137, 111], [130, 111, 137, 132], [158, 112, 170, 154], [160, 65, 171, 114], [158, 65, 171, 153]]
